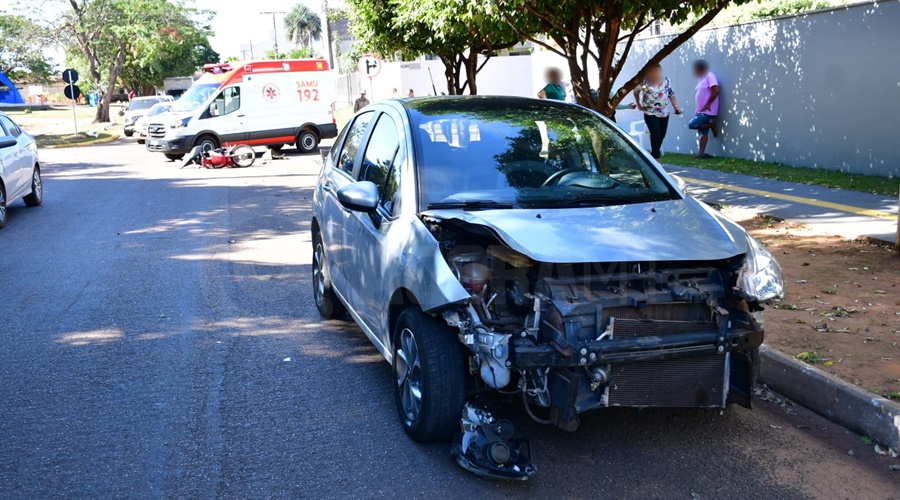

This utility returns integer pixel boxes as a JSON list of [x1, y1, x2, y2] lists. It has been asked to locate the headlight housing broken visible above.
[[737, 235, 784, 302]]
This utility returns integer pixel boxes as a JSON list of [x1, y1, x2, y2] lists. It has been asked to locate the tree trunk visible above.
[[441, 54, 465, 95], [463, 52, 478, 95], [95, 42, 126, 123]]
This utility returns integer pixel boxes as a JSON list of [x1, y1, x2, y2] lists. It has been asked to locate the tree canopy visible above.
[[284, 3, 322, 49], [346, 0, 529, 95], [57, 0, 216, 122], [0, 14, 54, 84], [498, 0, 748, 116]]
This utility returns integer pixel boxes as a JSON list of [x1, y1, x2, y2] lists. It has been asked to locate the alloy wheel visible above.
[[33, 170, 42, 202], [395, 328, 423, 422], [313, 241, 326, 306], [0, 187, 6, 224]]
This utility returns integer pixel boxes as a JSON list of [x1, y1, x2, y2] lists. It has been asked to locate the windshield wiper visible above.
[[539, 194, 622, 207], [426, 200, 515, 210]]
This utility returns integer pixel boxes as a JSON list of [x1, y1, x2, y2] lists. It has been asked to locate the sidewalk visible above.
[[663, 165, 899, 244]]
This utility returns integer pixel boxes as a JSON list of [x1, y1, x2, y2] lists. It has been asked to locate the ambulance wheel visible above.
[[296, 129, 319, 154], [195, 134, 220, 153]]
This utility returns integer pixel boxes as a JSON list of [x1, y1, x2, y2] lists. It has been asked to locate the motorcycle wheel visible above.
[[230, 145, 256, 168]]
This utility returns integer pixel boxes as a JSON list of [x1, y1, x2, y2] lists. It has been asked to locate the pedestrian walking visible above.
[[408, 89, 415, 98], [630, 63, 682, 159], [353, 90, 370, 112], [537, 68, 565, 101], [687, 59, 720, 158]]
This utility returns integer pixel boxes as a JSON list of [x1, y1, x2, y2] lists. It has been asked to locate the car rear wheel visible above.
[[296, 129, 319, 154], [123, 130, 134, 137], [164, 153, 184, 161], [312, 231, 345, 319], [393, 307, 466, 442], [23, 167, 42, 207], [137, 139, 145, 145], [0, 183, 7, 228]]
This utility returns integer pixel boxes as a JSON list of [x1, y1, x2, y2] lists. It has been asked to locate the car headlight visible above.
[[125, 115, 140, 125], [170, 116, 190, 129], [737, 235, 784, 302]]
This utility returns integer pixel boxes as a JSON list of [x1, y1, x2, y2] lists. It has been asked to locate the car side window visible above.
[[381, 148, 404, 216], [358, 115, 399, 184], [211, 87, 240, 116], [0, 116, 21, 137], [336, 111, 373, 174]]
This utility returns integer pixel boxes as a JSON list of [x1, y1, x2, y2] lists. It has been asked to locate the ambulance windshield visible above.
[[171, 83, 219, 113]]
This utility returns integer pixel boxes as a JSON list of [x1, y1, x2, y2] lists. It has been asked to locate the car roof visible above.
[[399, 95, 595, 121]]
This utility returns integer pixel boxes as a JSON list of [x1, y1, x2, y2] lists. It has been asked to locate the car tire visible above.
[[0, 182, 7, 229], [195, 134, 220, 153], [296, 129, 319, 154], [312, 231, 346, 319], [164, 153, 184, 161], [393, 307, 467, 442], [267, 144, 284, 152], [124, 130, 134, 137], [23, 167, 42, 207], [137, 139, 145, 145]]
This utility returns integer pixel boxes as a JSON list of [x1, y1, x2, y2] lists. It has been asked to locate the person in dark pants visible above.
[[630, 64, 682, 159]]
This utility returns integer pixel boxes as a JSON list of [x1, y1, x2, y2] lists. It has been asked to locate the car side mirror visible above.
[[337, 181, 380, 213], [0, 136, 16, 148], [671, 174, 688, 194], [209, 103, 220, 117]]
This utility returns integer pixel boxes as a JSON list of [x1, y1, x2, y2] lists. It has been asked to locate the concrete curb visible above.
[[44, 134, 120, 149], [759, 344, 900, 451]]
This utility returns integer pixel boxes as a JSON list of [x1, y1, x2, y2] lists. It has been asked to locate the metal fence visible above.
[[333, 72, 362, 109]]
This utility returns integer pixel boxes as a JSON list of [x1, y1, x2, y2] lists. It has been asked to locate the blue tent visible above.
[[0, 71, 25, 105]]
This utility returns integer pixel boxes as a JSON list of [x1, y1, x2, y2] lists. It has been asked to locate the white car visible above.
[[134, 102, 173, 144], [121, 95, 173, 137], [0, 112, 41, 228]]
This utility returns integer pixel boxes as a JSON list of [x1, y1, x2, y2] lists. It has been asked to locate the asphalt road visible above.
[[1, 139, 897, 498]]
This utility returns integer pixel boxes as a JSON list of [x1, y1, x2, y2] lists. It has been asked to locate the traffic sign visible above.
[[64, 84, 81, 100], [357, 54, 382, 79], [62, 68, 79, 84]]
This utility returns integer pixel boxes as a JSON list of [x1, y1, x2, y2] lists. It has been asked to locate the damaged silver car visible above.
[[311, 96, 783, 479]]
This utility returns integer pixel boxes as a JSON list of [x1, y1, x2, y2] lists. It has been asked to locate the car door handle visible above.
[[237, 114, 245, 118]]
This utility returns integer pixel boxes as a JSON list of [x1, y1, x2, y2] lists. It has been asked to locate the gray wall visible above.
[[614, 0, 900, 177]]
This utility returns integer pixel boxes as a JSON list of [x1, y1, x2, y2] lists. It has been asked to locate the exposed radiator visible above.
[[605, 314, 727, 408]]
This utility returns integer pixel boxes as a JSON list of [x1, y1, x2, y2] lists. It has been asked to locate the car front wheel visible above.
[[393, 307, 466, 442], [23, 167, 42, 207], [312, 231, 345, 319], [0, 183, 7, 228]]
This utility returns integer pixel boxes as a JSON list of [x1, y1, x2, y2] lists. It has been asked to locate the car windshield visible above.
[[409, 98, 678, 210], [127, 98, 164, 111], [147, 103, 171, 117], [170, 83, 219, 113]]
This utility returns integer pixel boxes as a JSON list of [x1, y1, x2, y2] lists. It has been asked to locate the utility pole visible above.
[[260, 11, 285, 58]]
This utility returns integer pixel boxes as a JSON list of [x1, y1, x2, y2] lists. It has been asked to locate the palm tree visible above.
[[284, 4, 322, 49]]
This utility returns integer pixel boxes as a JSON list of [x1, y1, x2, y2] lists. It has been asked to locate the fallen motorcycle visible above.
[[180, 144, 256, 169]]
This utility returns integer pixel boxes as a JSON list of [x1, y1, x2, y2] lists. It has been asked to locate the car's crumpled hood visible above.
[[421, 198, 748, 263]]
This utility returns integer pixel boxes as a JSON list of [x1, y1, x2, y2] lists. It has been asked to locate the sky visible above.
[[192, 0, 328, 60], [0, 0, 331, 66]]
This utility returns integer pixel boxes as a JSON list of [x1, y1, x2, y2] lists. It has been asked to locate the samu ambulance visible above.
[[146, 59, 337, 160]]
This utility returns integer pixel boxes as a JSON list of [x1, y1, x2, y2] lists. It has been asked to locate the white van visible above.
[[145, 59, 337, 160]]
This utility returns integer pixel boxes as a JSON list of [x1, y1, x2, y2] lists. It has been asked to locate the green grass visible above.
[[36, 132, 115, 148], [660, 153, 899, 197], [334, 106, 354, 131]]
